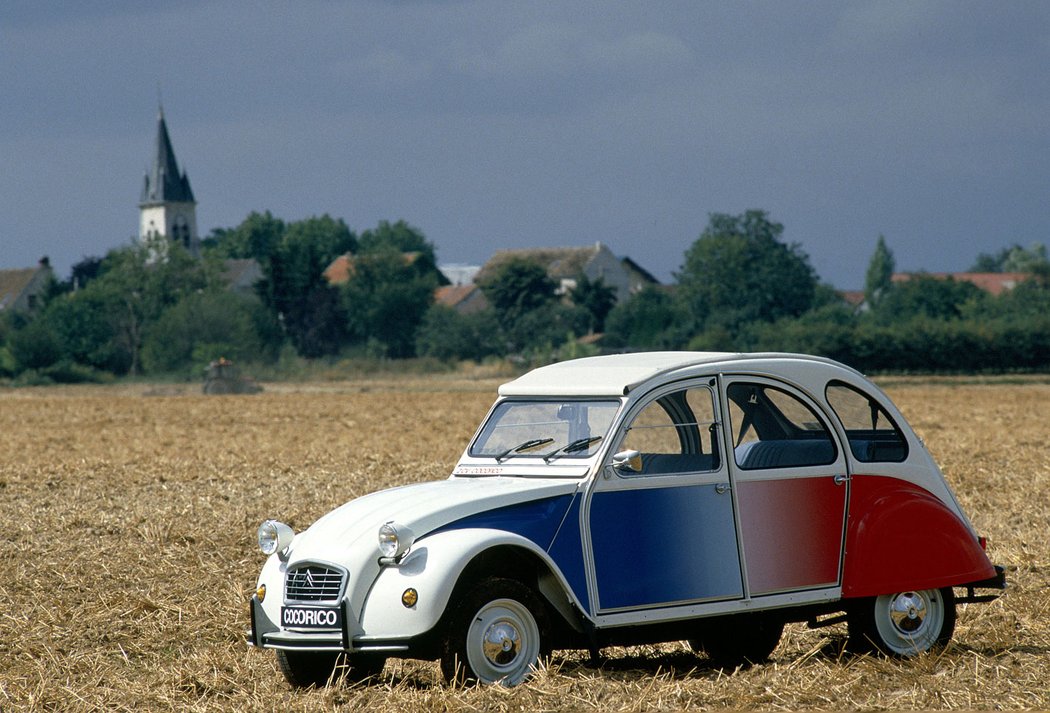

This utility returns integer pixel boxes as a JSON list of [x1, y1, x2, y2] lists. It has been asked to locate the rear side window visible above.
[[825, 381, 908, 463], [726, 382, 836, 469]]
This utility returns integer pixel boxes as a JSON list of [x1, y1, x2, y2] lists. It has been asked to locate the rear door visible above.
[[721, 377, 848, 596]]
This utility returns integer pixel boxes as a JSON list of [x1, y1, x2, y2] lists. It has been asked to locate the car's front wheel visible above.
[[275, 650, 385, 688], [440, 577, 548, 686], [848, 587, 956, 656]]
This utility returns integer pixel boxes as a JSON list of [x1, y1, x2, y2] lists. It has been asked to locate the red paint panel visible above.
[[842, 475, 996, 597], [736, 476, 846, 595]]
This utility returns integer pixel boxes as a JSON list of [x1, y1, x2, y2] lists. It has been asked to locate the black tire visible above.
[[688, 614, 784, 667], [440, 577, 549, 686], [275, 650, 385, 688], [847, 587, 956, 656]]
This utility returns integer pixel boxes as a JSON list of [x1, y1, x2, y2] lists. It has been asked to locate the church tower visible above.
[[139, 107, 199, 256]]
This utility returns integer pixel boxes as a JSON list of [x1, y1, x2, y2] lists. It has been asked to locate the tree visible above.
[[676, 210, 818, 337], [257, 215, 356, 357], [477, 257, 557, 325], [864, 235, 895, 307], [415, 305, 501, 362], [869, 274, 986, 324], [476, 257, 563, 354], [970, 243, 1050, 273], [603, 286, 684, 349], [570, 274, 617, 333], [341, 247, 440, 358], [358, 220, 438, 266], [7, 317, 63, 371], [203, 210, 287, 262], [141, 291, 279, 374], [90, 238, 217, 374], [14, 238, 218, 375]]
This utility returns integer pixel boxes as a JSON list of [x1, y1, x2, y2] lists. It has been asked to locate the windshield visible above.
[[470, 400, 620, 461]]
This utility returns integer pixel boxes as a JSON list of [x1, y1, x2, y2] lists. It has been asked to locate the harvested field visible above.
[[1, 377, 1048, 711]]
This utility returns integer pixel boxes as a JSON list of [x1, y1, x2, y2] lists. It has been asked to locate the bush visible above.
[[141, 291, 277, 375], [416, 306, 500, 362], [8, 319, 63, 371]]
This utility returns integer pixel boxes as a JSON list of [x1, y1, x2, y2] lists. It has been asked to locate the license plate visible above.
[[281, 605, 342, 629]]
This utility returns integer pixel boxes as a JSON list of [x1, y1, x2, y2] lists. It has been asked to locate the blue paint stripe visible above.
[[433, 494, 591, 613]]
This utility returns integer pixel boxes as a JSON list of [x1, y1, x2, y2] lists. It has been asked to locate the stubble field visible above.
[[1, 376, 1048, 711]]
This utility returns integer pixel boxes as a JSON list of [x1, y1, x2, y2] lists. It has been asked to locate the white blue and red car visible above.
[[249, 352, 1005, 687]]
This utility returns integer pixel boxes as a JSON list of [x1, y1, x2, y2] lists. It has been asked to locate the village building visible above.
[[891, 271, 1030, 296], [0, 257, 54, 314], [474, 242, 659, 303], [433, 284, 488, 314], [222, 258, 265, 296], [139, 107, 199, 257]]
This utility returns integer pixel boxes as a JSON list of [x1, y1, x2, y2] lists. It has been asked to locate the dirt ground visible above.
[[1, 376, 1047, 711]]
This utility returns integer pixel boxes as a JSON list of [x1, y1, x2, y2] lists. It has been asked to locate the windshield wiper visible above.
[[494, 438, 554, 463], [543, 436, 603, 463]]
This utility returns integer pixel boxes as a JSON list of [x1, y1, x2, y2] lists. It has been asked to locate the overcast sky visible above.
[[2, 1, 1048, 289]]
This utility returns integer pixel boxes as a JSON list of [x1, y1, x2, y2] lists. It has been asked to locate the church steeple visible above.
[[139, 106, 199, 256]]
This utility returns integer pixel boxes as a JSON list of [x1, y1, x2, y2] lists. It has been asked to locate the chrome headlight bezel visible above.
[[378, 521, 415, 559], [257, 519, 295, 560]]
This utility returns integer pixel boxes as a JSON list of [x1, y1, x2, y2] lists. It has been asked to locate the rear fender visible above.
[[842, 475, 996, 598]]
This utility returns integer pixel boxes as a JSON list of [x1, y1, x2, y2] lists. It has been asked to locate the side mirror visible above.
[[611, 449, 642, 473]]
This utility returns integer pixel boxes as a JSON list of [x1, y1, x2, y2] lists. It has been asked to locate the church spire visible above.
[[138, 106, 199, 255], [140, 106, 195, 205]]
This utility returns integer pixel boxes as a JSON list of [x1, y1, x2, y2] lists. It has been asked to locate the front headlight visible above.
[[257, 519, 295, 559], [378, 521, 415, 559]]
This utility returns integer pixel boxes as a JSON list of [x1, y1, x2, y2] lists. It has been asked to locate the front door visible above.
[[586, 380, 743, 612], [721, 377, 848, 596]]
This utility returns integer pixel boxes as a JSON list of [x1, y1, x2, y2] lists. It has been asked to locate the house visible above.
[[474, 242, 659, 303], [0, 258, 54, 313], [322, 252, 433, 286], [891, 272, 1030, 296], [222, 258, 264, 296], [434, 284, 488, 314]]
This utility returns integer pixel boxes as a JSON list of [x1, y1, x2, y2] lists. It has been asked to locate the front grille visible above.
[[284, 564, 346, 602]]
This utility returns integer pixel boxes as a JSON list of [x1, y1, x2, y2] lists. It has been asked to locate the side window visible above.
[[619, 386, 720, 475], [726, 382, 836, 470], [826, 381, 908, 462]]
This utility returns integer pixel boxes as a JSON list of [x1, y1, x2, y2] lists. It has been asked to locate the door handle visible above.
[[715, 482, 730, 495], [833, 474, 849, 486]]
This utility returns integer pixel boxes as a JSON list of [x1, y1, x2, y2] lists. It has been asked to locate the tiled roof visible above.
[[323, 252, 423, 285], [434, 284, 475, 308], [891, 272, 1029, 296], [477, 246, 599, 283]]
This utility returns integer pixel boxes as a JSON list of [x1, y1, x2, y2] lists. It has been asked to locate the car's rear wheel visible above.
[[688, 614, 784, 667], [440, 577, 548, 686], [848, 587, 956, 656], [275, 650, 385, 688]]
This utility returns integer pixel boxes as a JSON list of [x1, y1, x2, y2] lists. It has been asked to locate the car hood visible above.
[[285, 476, 582, 566]]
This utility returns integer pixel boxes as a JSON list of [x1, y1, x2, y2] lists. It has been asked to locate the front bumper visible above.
[[248, 596, 412, 654], [249, 595, 349, 652]]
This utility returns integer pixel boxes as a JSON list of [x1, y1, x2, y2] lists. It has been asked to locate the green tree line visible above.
[[3, 209, 1050, 383]]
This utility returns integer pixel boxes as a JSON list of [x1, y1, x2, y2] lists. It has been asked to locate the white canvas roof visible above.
[[497, 351, 872, 398], [498, 352, 739, 397]]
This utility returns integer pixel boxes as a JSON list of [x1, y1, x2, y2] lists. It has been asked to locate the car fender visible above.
[[357, 527, 577, 641], [842, 474, 996, 597]]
